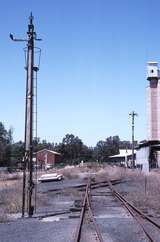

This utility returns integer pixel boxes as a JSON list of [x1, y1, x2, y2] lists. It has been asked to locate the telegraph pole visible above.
[[10, 13, 42, 217], [129, 111, 138, 168], [26, 13, 34, 217]]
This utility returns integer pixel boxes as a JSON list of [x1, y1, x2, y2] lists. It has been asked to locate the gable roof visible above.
[[36, 149, 61, 156]]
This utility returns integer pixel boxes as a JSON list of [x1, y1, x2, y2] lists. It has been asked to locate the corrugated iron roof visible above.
[[109, 149, 136, 158]]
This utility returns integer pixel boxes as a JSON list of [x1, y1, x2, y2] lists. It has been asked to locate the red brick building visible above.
[[35, 149, 61, 168]]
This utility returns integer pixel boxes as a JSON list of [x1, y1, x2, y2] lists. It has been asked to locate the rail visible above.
[[74, 178, 104, 242], [107, 179, 160, 242]]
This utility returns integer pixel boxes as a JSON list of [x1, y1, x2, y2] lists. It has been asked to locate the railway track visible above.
[[40, 178, 123, 194], [107, 179, 160, 242], [74, 178, 104, 242], [74, 177, 160, 242]]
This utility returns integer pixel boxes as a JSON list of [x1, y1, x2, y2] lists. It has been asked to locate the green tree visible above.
[[0, 122, 13, 166], [33, 138, 54, 152], [81, 145, 93, 162], [11, 141, 24, 165], [119, 140, 132, 149], [56, 134, 84, 164], [93, 140, 108, 162], [93, 136, 120, 162]]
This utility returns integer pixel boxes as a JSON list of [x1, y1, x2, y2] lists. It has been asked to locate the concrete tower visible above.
[[136, 62, 160, 172], [147, 62, 160, 140]]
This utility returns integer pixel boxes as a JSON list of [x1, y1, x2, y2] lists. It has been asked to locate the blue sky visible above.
[[1, 0, 160, 146]]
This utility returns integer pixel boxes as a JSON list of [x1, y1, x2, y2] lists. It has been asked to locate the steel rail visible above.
[[108, 179, 160, 230], [79, 179, 123, 191], [113, 190, 155, 242], [86, 188, 104, 242], [107, 179, 160, 242], [74, 178, 104, 242], [41, 179, 123, 194], [74, 179, 91, 242]]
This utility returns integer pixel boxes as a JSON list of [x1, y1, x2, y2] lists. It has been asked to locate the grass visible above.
[[59, 162, 122, 180], [0, 211, 8, 223], [0, 170, 57, 222], [95, 165, 128, 181], [0, 174, 22, 222], [60, 166, 89, 179], [0, 172, 22, 182], [0, 171, 23, 219], [116, 170, 160, 216]]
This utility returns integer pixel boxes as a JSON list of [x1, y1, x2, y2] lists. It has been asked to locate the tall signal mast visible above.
[[10, 13, 42, 217]]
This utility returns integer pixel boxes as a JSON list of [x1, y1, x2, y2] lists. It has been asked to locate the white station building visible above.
[[109, 149, 136, 167]]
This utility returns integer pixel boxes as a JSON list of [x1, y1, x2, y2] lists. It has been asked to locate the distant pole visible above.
[[10, 13, 42, 217], [129, 111, 138, 168]]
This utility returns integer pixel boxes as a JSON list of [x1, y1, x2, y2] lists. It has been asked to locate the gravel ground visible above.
[[91, 186, 149, 242], [0, 218, 77, 242]]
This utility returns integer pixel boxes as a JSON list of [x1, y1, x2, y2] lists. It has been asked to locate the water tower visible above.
[[136, 62, 160, 172], [147, 62, 160, 140]]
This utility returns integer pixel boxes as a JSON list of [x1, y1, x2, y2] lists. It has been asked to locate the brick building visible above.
[[35, 149, 61, 169]]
